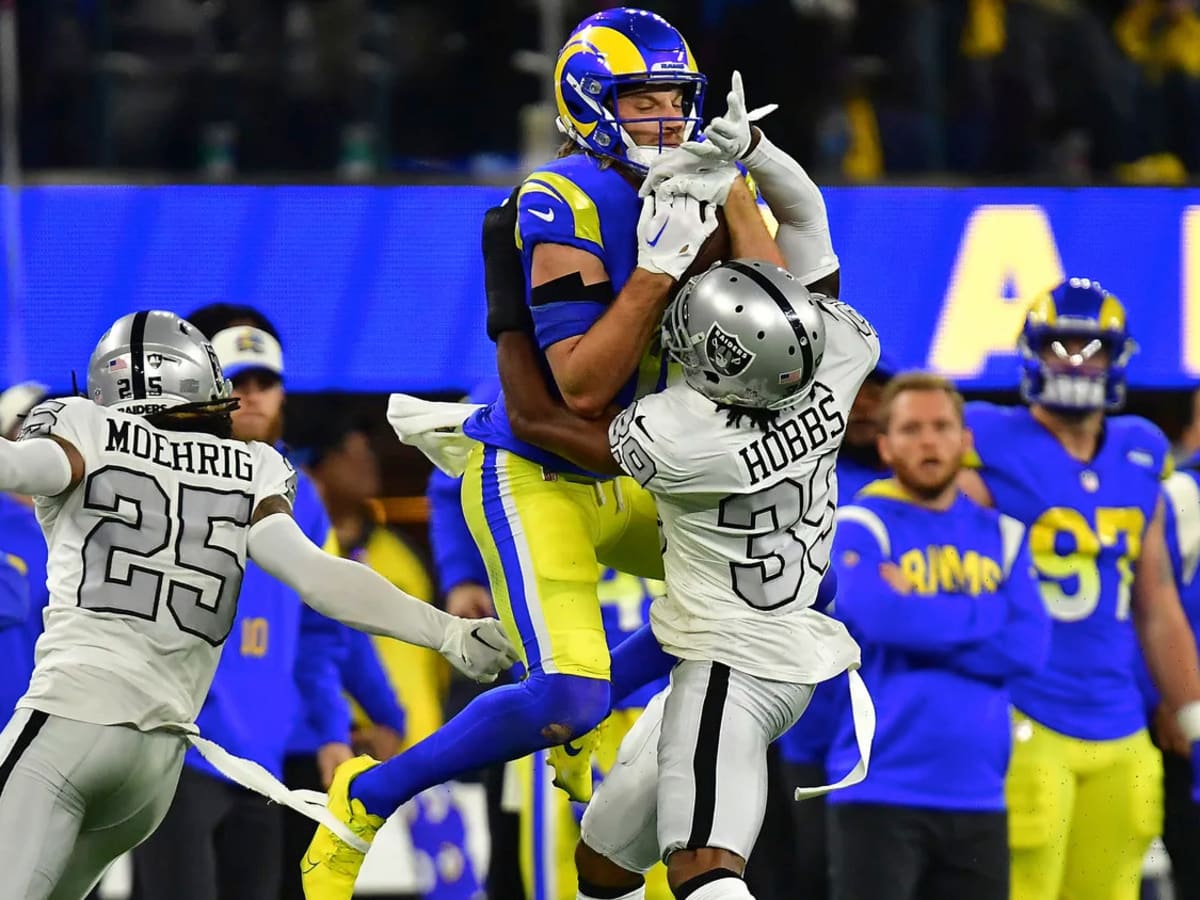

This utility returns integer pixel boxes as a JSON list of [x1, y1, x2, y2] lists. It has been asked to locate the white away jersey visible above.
[[609, 297, 880, 683], [17, 397, 296, 731]]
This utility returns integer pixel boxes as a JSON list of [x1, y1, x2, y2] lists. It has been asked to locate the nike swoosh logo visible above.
[[646, 221, 669, 247], [301, 854, 321, 874], [471, 626, 505, 653], [633, 414, 653, 441], [529, 207, 555, 222], [563, 741, 583, 757]]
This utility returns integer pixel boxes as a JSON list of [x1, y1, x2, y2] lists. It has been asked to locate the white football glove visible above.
[[640, 143, 725, 198], [438, 616, 520, 683], [636, 192, 718, 281], [701, 70, 777, 163], [652, 165, 740, 206], [640, 70, 777, 197]]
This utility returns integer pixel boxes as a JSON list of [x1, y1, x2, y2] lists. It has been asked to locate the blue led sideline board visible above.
[[3, 185, 1198, 394]]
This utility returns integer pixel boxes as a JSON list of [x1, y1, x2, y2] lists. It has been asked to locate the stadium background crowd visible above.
[[15, 0, 1200, 184], [4, 1, 1200, 899]]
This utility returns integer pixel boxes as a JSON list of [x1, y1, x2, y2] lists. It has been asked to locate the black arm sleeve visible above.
[[483, 186, 533, 342]]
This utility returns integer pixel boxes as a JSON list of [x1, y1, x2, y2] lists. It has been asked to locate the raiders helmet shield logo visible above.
[[704, 323, 755, 377]]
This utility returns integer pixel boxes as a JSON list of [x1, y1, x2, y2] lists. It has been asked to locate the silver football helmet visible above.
[[87, 310, 233, 414], [663, 260, 827, 410]]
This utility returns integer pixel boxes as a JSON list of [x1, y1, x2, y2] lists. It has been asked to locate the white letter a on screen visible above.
[[1182, 206, 1200, 376], [930, 205, 1064, 378]]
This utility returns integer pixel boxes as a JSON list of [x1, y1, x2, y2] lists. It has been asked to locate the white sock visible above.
[[575, 886, 646, 900], [682, 875, 755, 900]]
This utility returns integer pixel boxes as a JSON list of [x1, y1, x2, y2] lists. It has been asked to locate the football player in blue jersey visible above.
[[301, 10, 791, 898], [957, 278, 1200, 900], [460, 8, 784, 807], [302, 10, 856, 894]]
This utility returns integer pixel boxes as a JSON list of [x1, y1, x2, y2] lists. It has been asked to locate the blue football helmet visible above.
[[1018, 277, 1137, 412], [554, 7, 706, 173]]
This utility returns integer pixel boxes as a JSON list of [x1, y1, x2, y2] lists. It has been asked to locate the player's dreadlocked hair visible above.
[[145, 398, 240, 440], [716, 402, 781, 434], [66, 369, 238, 439]]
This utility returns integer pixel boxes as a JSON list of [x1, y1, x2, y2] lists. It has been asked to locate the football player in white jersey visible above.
[[0, 310, 516, 900], [494, 258, 879, 900]]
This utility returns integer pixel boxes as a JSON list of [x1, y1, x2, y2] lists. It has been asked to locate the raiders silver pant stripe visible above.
[[583, 659, 816, 871], [581, 661, 877, 875], [0, 709, 47, 796], [687, 662, 731, 850], [0, 709, 186, 900]]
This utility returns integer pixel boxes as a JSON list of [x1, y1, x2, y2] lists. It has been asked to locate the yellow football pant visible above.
[[1006, 711, 1162, 900], [461, 444, 663, 679]]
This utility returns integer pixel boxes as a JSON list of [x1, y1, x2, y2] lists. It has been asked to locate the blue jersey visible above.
[[965, 402, 1170, 740], [826, 481, 1048, 810], [837, 455, 887, 502], [1164, 453, 1200, 619], [287, 531, 408, 756], [337, 627, 407, 734], [778, 454, 889, 768], [464, 154, 667, 475]]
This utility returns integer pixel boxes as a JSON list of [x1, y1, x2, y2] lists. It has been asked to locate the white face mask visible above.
[[620, 109, 697, 171], [1040, 372, 1106, 410], [1037, 336, 1112, 410], [624, 144, 669, 170]]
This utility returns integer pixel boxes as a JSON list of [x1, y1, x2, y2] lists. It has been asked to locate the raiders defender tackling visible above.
[[0, 311, 515, 900], [497, 259, 879, 900], [370, 87, 869, 900]]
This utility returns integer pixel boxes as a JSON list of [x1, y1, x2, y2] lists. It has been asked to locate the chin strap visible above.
[[794, 668, 876, 800]]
